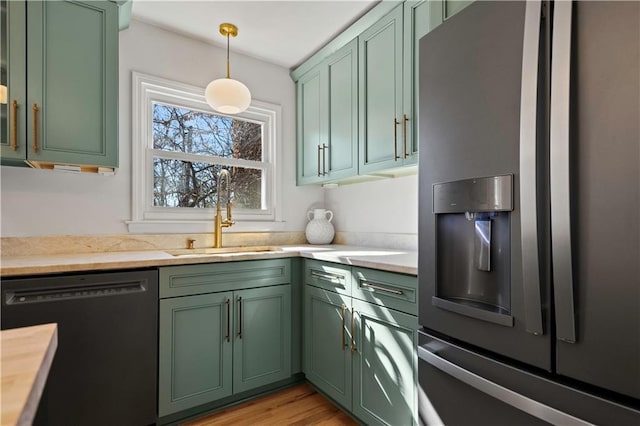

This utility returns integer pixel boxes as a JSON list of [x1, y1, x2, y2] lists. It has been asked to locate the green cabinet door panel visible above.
[[297, 38, 358, 185], [25, 0, 118, 167], [402, 1, 434, 166], [351, 267, 418, 316], [159, 292, 233, 417], [297, 67, 326, 184], [304, 259, 352, 296], [304, 285, 353, 409], [429, 0, 475, 29], [233, 285, 292, 394], [352, 298, 419, 426], [358, 4, 404, 174], [159, 259, 291, 299], [1, 0, 27, 165], [326, 38, 358, 180]]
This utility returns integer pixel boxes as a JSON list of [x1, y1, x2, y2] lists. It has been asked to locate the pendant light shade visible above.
[[205, 78, 251, 114], [205, 23, 251, 114]]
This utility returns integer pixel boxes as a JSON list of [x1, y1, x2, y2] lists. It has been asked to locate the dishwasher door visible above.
[[1, 269, 158, 426]]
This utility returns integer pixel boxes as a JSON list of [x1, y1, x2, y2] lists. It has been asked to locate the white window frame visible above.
[[128, 72, 282, 234]]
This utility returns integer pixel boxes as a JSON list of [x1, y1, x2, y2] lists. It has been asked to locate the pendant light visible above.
[[205, 23, 251, 114]]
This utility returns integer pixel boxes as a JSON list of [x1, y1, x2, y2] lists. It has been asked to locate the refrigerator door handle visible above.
[[550, 0, 577, 344], [418, 345, 593, 426], [519, 0, 544, 336]]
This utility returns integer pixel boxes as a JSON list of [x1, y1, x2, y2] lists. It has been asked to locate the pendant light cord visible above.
[[226, 33, 230, 78]]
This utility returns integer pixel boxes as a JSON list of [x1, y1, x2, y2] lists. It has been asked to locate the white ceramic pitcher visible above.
[[305, 209, 335, 244]]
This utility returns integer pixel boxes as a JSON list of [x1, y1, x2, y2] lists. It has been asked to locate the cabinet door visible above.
[[304, 285, 353, 409], [352, 298, 418, 425], [159, 292, 233, 417], [0, 0, 26, 165], [429, 0, 475, 29], [26, 0, 118, 167], [296, 65, 327, 184], [402, 1, 435, 166], [325, 38, 358, 180], [359, 4, 404, 174], [234, 285, 291, 393]]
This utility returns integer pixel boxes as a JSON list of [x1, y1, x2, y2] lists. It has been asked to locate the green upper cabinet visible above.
[[402, 1, 436, 167], [297, 39, 358, 185], [1, 0, 119, 170], [1, 0, 27, 163], [429, 0, 475, 29], [358, 4, 404, 174], [293, 1, 445, 183], [359, 1, 436, 174]]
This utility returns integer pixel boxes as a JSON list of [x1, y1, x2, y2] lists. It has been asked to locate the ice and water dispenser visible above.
[[432, 175, 514, 326]]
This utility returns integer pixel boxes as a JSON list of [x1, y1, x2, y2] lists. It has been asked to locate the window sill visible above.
[[126, 220, 289, 234]]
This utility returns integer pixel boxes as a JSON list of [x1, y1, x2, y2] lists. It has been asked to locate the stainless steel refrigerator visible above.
[[417, 1, 639, 424]]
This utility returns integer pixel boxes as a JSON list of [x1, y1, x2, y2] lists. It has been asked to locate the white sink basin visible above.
[[165, 246, 282, 257]]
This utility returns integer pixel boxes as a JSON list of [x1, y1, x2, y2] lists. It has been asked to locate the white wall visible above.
[[325, 174, 418, 235], [0, 19, 323, 237]]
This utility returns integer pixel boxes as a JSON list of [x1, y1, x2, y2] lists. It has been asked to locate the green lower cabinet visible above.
[[159, 292, 233, 417], [233, 285, 292, 394], [159, 284, 292, 418], [304, 285, 353, 408], [304, 283, 418, 425], [352, 298, 418, 426]]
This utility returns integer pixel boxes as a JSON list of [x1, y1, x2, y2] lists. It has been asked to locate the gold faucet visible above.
[[214, 169, 234, 248]]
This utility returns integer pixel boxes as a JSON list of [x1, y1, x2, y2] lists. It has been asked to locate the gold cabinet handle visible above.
[[322, 143, 328, 176], [360, 281, 404, 295], [341, 304, 347, 351], [225, 298, 231, 343], [393, 118, 399, 161], [32, 103, 39, 153], [403, 114, 409, 159], [237, 296, 243, 339], [310, 270, 342, 285], [350, 309, 357, 353], [10, 100, 18, 151], [317, 144, 322, 177]]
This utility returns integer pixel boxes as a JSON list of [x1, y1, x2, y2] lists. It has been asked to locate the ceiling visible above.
[[132, 1, 380, 70]]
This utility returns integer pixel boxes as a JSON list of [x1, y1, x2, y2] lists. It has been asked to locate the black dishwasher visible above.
[[1, 269, 158, 426]]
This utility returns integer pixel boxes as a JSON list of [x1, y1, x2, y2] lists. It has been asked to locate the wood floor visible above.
[[182, 383, 357, 426]]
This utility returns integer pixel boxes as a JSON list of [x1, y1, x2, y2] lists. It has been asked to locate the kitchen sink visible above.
[[165, 246, 282, 257]]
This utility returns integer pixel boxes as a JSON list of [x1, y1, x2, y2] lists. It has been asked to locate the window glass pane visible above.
[[230, 167, 263, 210], [152, 103, 262, 161], [153, 158, 263, 210]]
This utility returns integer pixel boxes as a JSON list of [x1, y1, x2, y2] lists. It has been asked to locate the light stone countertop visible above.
[[0, 245, 417, 277], [1, 323, 58, 426]]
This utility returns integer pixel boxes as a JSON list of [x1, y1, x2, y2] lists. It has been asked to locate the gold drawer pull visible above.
[[32, 103, 39, 153], [310, 270, 342, 284], [360, 281, 404, 296], [393, 118, 399, 161], [225, 298, 231, 343], [403, 114, 409, 159], [350, 309, 357, 353], [10, 100, 18, 150], [341, 304, 347, 350]]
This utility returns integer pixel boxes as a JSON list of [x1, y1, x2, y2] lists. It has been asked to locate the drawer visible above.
[[304, 259, 352, 296], [351, 267, 417, 315], [159, 259, 290, 299]]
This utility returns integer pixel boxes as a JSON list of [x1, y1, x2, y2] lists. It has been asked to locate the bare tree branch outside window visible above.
[[152, 104, 263, 210]]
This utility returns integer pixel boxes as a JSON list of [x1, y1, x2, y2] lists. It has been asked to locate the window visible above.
[[130, 72, 281, 233]]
